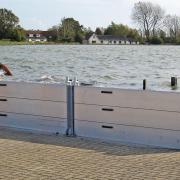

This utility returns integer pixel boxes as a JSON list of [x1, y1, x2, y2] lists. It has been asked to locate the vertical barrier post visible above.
[[171, 77, 177, 90], [66, 77, 76, 136], [143, 79, 146, 90]]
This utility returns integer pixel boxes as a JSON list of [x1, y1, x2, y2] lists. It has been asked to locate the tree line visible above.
[[48, 19, 141, 43], [1, 2, 180, 44], [132, 1, 180, 44], [0, 9, 25, 41]]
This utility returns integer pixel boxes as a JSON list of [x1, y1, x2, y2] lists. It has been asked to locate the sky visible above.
[[0, 0, 180, 30]]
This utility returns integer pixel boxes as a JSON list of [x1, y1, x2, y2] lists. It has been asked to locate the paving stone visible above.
[[0, 127, 179, 179]]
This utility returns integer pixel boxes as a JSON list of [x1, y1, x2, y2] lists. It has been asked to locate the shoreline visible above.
[[0, 40, 81, 46], [0, 40, 180, 46]]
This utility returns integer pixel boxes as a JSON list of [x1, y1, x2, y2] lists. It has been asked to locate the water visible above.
[[0, 45, 180, 91]]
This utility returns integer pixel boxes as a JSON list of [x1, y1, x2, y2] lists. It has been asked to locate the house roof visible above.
[[25, 30, 52, 39], [97, 35, 124, 40], [26, 30, 49, 35]]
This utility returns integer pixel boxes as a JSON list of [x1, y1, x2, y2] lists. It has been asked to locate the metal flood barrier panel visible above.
[[75, 86, 180, 149], [0, 81, 180, 149], [0, 81, 66, 133]]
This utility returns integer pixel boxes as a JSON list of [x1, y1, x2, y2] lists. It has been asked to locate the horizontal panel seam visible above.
[[75, 103, 180, 114], [0, 96, 66, 103], [0, 111, 67, 120], [75, 119, 180, 132]]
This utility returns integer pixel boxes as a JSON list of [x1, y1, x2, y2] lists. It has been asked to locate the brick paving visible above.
[[0, 127, 179, 180]]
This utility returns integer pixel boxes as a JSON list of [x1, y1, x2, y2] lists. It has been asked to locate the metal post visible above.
[[66, 77, 76, 136], [143, 79, 146, 90], [74, 77, 80, 86], [171, 77, 177, 87]]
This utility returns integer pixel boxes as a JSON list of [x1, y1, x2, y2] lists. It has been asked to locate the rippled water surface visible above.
[[0, 45, 180, 91]]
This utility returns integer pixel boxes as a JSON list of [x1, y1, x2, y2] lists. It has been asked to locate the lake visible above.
[[0, 45, 180, 91]]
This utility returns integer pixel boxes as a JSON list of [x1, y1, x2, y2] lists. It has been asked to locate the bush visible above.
[[75, 34, 83, 44], [149, 36, 163, 44], [11, 29, 26, 42]]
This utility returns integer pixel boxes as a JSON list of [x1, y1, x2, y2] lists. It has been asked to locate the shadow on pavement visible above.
[[0, 127, 178, 156]]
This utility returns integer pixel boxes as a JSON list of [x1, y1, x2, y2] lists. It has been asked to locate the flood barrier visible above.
[[0, 82, 66, 133], [0, 81, 180, 149], [75, 86, 180, 149]]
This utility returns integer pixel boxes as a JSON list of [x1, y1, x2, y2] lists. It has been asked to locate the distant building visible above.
[[88, 33, 139, 45], [26, 30, 52, 42]]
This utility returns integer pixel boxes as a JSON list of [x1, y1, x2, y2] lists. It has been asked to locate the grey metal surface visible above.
[[1, 80, 180, 149], [66, 77, 75, 136], [0, 81, 67, 134], [75, 86, 180, 149]]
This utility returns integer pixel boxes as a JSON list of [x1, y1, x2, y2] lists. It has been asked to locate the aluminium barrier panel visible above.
[[0, 81, 67, 133], [1, 81, 180, 149], [75, 86, 180, 149]]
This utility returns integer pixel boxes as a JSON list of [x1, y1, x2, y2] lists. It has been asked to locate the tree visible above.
[[127, 28, 140, 40], [0, 8, 19, 39], [164, 15, 180, 40], [49, 18, 86, 43], [95, 27, 103, 35], [11, 25, 26, 41], [104, 22, 140, 40], [59, 17, 84, 42], [149, 36, 163, 44], [132, 1, 165, 41], [159, 30, 166, 41], [84, 27, 94, 40], [151, 5, 165, 36], [48, 26, 59, 41], [104, 22, 128, 36]]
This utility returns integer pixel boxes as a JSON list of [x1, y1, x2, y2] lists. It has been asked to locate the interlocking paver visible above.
[[0, 127, 179, 179]]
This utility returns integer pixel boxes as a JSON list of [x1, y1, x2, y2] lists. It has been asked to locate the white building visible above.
[[26, 30, 48, 42], [88, 34, 139, 45]]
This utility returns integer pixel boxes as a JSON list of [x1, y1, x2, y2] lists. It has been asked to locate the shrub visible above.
[[149, 36, 163, 44]]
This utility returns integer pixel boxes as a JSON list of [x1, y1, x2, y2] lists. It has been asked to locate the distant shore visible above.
[[0, 40, 81, 46], [0, 40, 179, 46]]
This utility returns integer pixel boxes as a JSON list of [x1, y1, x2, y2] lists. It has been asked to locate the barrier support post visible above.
[[66, 77, 76, 136]]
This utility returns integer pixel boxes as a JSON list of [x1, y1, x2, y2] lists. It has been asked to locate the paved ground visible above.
[[0, 127, 179, 180]]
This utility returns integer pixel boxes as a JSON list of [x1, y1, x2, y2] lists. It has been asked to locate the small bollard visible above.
[[171, 77, 177, 87], [143, 79, 146, 90]]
